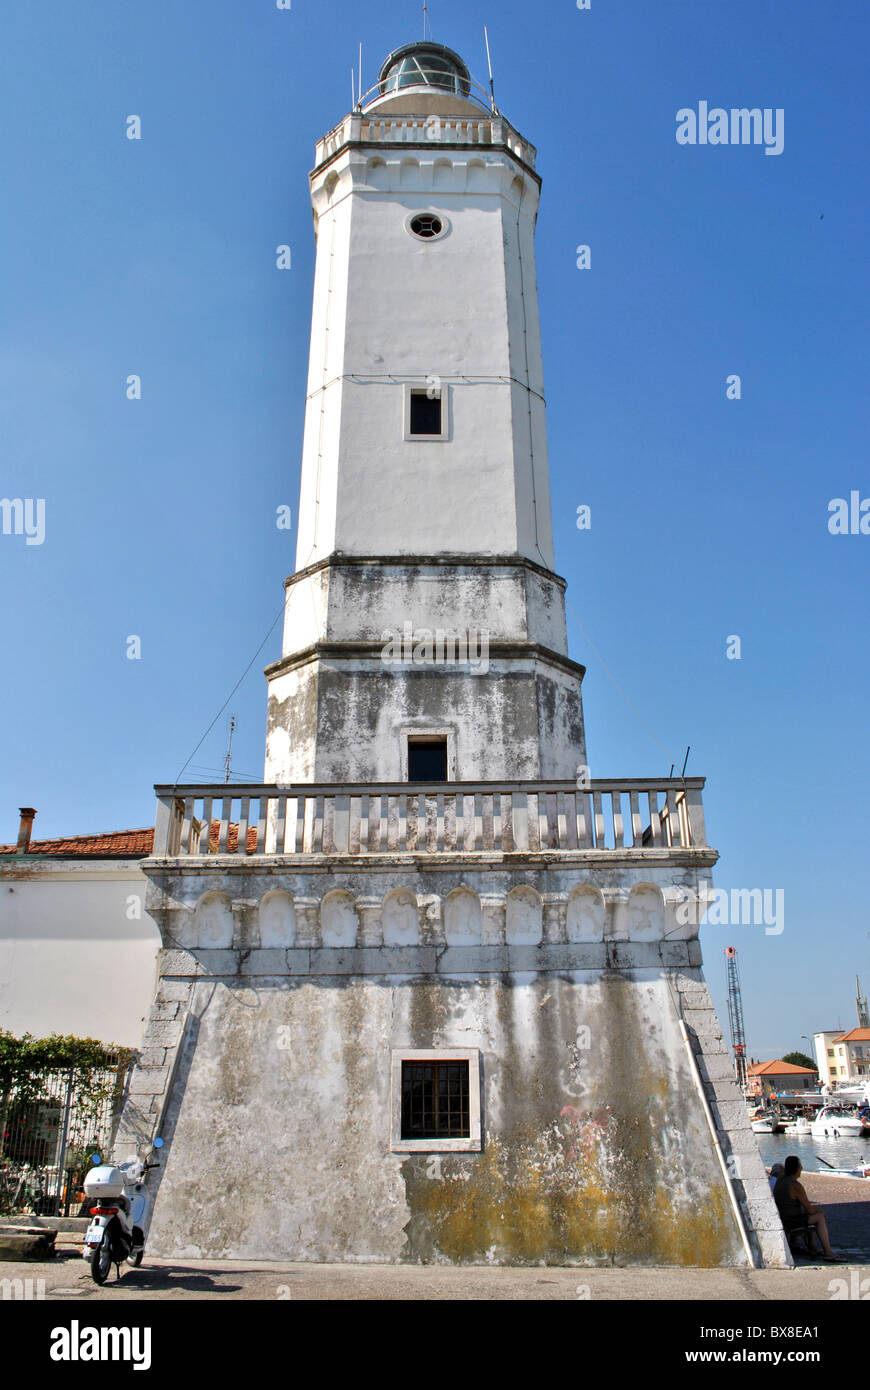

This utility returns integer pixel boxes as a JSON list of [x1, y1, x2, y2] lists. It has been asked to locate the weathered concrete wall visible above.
[[138, 969, 747, 1266], [264, 557, 585, 783], [137, 857, 711, 956], [118, 857, 790, 1267], [278, 558, 571, 654], [265, 656, 586, 783]]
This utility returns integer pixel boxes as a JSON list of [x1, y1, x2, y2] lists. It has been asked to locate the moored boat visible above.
[[811, 1154, 870, 1178], [811, 1165, 870, 1179], [751, 1109, 784, 1134], [782, 1116, 812, 1135], [809, 1106, 868, 1138]]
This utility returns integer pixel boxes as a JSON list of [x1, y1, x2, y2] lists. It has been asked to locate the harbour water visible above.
[[756, 1131, 869, 1174]]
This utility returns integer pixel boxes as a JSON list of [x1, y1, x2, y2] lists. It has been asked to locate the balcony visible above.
[[151, 779, 709, 862], [314, 112, 537, 172]]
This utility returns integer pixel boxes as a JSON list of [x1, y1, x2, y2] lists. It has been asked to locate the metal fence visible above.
[[0, 1053, 135, 1217]]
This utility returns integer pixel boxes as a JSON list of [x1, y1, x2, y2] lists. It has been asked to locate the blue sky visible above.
[[2, 0, 868, 1056]]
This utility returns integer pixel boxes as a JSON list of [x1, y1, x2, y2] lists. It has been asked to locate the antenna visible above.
[[358, 43, 363, 109], [423, 1, 429, 40], [351, 67, 355, 109], [223, 715, 236, 784], [681, 745, 691, 777], [484, 26, 496, 112]]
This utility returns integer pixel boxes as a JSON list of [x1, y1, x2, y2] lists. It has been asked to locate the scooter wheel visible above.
[[127, 1249, 144, 1267], [91, 1232, 113, 1285]]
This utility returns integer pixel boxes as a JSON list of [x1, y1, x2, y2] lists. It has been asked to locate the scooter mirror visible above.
[[90, 1153, 102, 1165], [153, 1137, 164, 1149]]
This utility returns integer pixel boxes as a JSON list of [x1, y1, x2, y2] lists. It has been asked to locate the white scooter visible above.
[[82, 1137, 163, 1284]]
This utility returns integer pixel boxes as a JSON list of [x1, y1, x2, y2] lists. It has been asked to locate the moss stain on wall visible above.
[[400, 974, 742, 1265]]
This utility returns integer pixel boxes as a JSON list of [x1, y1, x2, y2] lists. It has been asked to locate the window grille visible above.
[[401, 1060, 470, 1139]]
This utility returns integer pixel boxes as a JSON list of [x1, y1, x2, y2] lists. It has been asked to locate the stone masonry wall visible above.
[[115, 858, 790, 1268]]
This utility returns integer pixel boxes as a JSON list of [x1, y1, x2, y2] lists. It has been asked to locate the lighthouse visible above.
[[264, 39, 584, 786], [125, 41, 790, 1269]]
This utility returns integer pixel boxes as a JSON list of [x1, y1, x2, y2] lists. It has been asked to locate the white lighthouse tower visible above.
[[264, 41, 585, 785], [129, 41, 790, 1270]]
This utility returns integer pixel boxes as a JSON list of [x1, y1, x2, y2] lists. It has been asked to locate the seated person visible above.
[[768, 1162, 784, 1193], [772, 1155, 843, 1261]]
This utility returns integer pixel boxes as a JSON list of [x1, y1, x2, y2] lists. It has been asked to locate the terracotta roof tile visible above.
[[205, 821, 259, 853], [748, 1059, 817, 1075], [0, 828, 154, 858], [833, 1028, 870, 1043]]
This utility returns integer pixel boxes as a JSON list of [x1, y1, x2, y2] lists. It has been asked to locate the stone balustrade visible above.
[[151, 779, 707, 860], [314, 112, 537, 169]]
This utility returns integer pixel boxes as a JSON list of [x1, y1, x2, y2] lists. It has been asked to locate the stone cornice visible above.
[[0, 859, 147, 879], [152, 939, 703, 978], [312, 139, 541, 189], [143, 847, 718, 876], [282, 552, 566, 590], [264, 639, 585, 682]]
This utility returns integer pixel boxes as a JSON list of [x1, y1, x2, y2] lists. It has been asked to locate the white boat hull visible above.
[[810, 1110, 867, 1138]]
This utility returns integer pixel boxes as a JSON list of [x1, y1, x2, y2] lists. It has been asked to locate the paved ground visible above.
[[1, 1249, 867, 1300], [3, 1172, 866, 1301]]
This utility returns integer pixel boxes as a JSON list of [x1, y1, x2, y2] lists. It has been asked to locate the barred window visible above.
[[390, 1048, 482, 1152], [401, 1060, 469, 1139]]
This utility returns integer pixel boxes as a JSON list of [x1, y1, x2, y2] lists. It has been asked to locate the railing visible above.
[[152, 780, 707, 859], [315, 112, 536, 169]]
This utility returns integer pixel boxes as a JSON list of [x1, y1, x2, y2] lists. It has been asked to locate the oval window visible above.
[[409, 213, 443, 240]]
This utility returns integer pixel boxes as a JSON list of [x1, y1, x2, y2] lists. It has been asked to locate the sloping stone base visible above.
[[122, 964, 789, 1266]]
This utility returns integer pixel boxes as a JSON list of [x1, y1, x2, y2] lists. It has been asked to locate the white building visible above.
[[815, 1028, 870, 1087], [115, 39, 788, 1268], [0, 809, 159, 1049]]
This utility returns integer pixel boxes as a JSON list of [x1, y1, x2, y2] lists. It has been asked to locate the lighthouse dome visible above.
[[378, 42, 471, 98], [363, 41, 487, 116]]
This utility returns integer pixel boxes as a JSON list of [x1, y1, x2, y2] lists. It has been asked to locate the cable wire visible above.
[[173, 600, 286, 788]]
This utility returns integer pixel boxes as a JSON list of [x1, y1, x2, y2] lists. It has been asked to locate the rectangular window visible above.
[[403, 383, 449, 440], [407, 736, 448, 782], [401, 1061, 469, 1139], [390, 1048, 482, 1152], [409, 391, 442, 435]]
